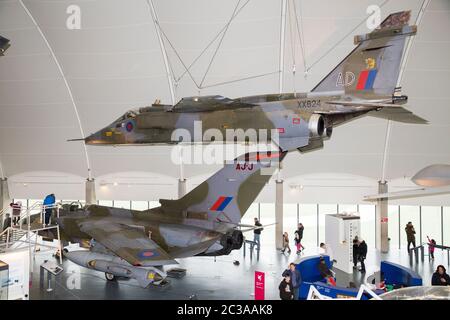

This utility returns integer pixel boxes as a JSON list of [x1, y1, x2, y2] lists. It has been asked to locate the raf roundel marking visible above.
[[126, 121, 134, 132], [138, 250, 159, 259]]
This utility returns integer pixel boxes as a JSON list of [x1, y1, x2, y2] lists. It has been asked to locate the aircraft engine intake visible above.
[[308, 114, 325, 137]]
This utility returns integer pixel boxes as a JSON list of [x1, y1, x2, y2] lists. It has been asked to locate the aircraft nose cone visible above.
[[84, 132, 103, 145]]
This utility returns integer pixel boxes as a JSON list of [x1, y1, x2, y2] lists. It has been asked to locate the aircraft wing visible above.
[[320, 101, 428, 124], [79, 221, 177, 266], [367, 107, 428, 124], [169, 238, 220, 259], [364, 186, 450, 201]]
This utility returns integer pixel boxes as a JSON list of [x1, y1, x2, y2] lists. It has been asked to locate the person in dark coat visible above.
[[352, 236, 359, 269], [294, 223, 305, 254], [253, 217, 263, 249], [279, 275, 294, 300], [317, 256, 336, 286], [282, 263, 301, 299], [357, 240, 368, 273], [405, 222, 416, 253], [431, 265, 450, 286]]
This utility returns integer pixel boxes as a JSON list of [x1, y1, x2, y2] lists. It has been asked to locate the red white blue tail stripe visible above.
[[356, 69, 377, 90], [210, 196, 233, 211]]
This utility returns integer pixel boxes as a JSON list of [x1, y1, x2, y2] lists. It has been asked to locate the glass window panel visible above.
[[421, 206, 442, 246], [299, 204, 318, 247], [241, 203, 258, 226], [283, 203, 298, 235], [113, 201, 131, 209], [388, 205, 400, 249], [149, 201, 160, 209], [400, 205, 420, 248], [359, 204, 375, 247], [318, 204, 338, 245], [259, 203, 275, 248], [98, 200, 113, 207], [338, 204, 358, 214], [131, 201, 149, 211], [443, 207, 450, 246]]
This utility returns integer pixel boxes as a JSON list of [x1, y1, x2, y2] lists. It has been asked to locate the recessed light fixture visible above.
[[113, 182, 118, 187]]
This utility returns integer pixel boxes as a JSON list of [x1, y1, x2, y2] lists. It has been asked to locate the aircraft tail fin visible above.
[[158, 152, 285, 227], [311, 11, 416, 98]]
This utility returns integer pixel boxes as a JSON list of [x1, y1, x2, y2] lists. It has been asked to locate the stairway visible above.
[[0, 228, 28, 246]]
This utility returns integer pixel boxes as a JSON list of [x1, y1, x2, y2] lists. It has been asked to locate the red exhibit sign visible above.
[[254, 271, 265, 300], [381, 217, 388, 223]]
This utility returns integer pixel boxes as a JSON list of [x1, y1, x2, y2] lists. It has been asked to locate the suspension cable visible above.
[[306, 0, 390, 73], [199, 0, 242, 87]]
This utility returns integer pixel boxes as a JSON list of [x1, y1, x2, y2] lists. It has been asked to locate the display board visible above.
[[0, 249, 30, 300], [325, 214, 360, 274]]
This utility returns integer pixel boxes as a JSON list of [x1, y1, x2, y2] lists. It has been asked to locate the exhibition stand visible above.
[[325, 213, 360, 274], [380, 261, 422, 288], [296, 256, 422, 299]]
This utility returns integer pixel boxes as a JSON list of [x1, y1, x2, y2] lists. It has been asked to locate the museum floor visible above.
[[28, 240, 447, 300]]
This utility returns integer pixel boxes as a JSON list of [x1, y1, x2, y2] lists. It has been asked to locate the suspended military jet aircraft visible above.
[[365, 164, 450, 201], [73, 11, 426, 153], [0, 35, 10, 56], [53, 151, 283, 287]]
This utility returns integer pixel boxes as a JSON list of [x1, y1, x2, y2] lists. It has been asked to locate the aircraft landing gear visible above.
[[105, 272, 116, 281]]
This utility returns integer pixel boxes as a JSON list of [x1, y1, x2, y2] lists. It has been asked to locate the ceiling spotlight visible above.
[[113, 182, 118, 187], [23, 183, 28, 187]]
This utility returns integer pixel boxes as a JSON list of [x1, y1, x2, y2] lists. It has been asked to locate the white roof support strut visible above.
[[19, 0, 92, 179], [278, 0, 288, 94]]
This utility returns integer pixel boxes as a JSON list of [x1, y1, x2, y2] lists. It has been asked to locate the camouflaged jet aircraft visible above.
[[75, 11, 427, 153], [55, 151, 283, 287], [0, 35, 10, 56]]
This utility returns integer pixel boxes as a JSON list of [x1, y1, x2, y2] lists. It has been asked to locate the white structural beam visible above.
[[375, 181, 388, 253], [275, 179, 284, 250], [85, 178, 97, 205], [146, 0, 176, 105], [0, 158, 4, 180], [278, 0, 288, 94], [19, 0, 92, 179], [1, 178, 10, 214]]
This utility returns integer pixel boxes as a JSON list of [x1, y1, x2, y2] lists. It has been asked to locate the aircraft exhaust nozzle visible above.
[[64, 250, 166, 287]]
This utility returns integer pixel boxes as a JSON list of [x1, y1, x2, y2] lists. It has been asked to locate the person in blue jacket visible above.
[[43, 193, 56, 226], [282, 263, 301, 299]]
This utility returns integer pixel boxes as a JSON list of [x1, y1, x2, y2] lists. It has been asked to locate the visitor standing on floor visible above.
[[405, 222, 416, 253], [278, 275, 294, 300], [358, 239, 368, 273], [43, 193, 56, 226], [282, 263, 301, 299], [431, 265, 450, 286], [294, 223, 305, 254], [253, 217, 263, 249], [352, 236, 360, 269], [281, 232, 291, 254]]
